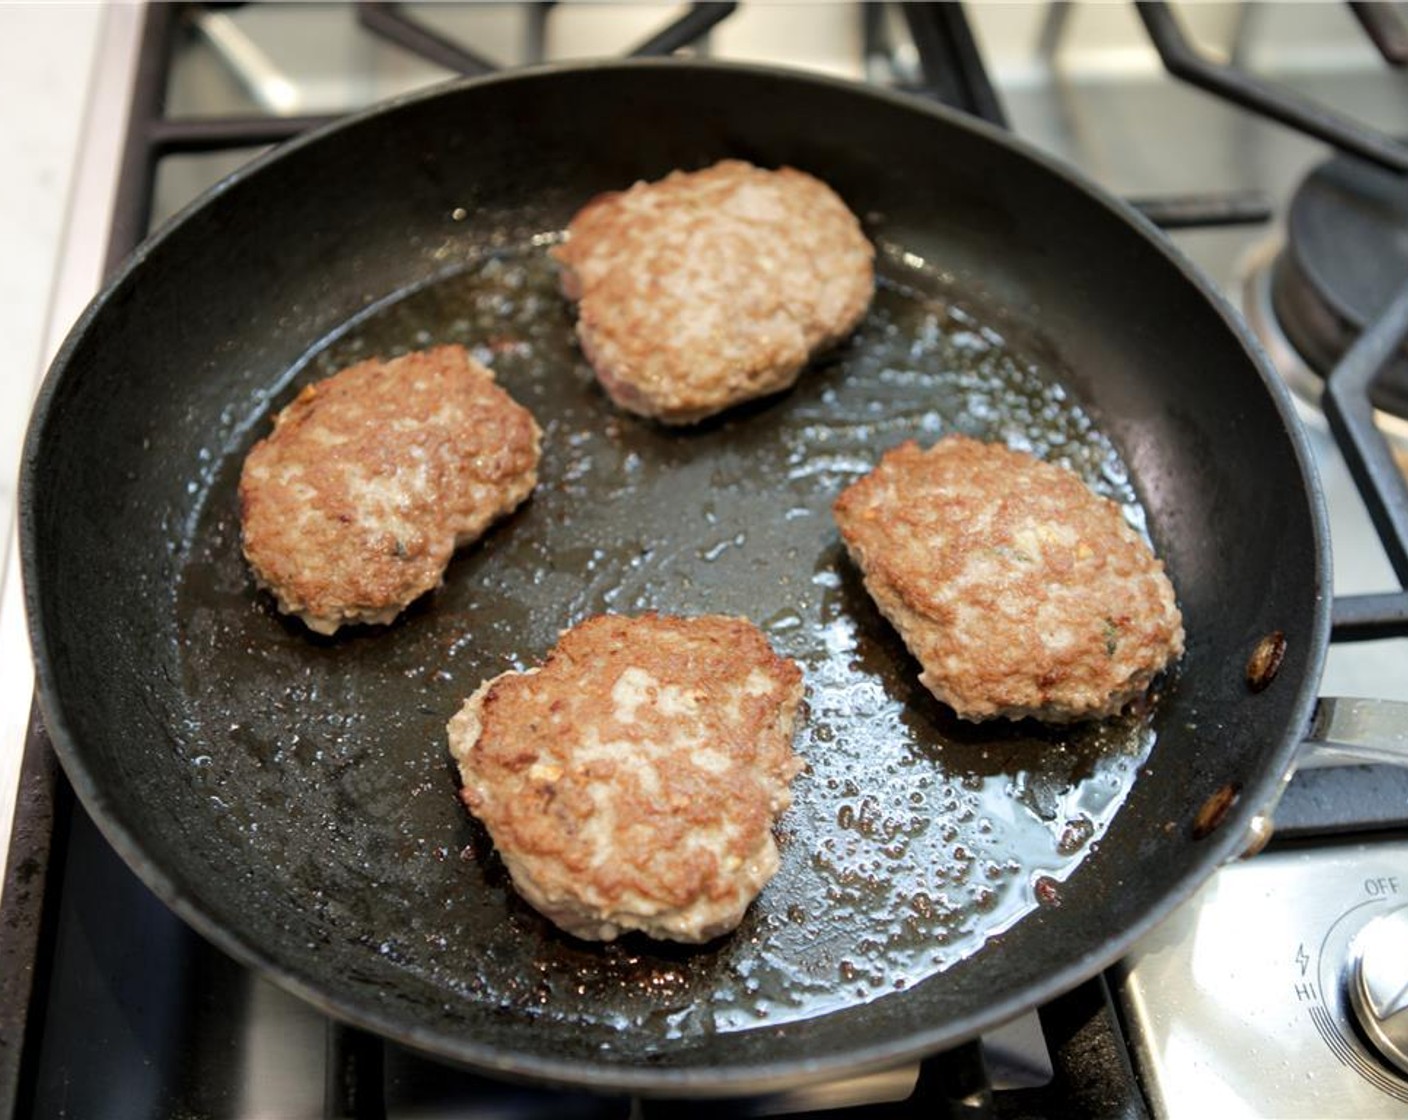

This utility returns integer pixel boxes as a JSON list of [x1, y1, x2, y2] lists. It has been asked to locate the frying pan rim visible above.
[[19, 56, 1332, 1096]]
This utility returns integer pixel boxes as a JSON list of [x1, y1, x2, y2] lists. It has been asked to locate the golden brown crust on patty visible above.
[[553, 159, 875, 425], [239, 345, 541, 634], [833, 436, 1184, 723], [446, 613, 805, 943]]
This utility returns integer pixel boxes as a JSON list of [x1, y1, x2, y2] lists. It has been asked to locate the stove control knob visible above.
[[1347, 904, 1408, 1077]]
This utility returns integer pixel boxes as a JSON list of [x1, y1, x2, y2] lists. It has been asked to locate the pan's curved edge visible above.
[[17, 57, 1332, 1097]]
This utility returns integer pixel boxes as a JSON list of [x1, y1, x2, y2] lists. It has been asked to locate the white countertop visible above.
[[0, 3, 102, 513]]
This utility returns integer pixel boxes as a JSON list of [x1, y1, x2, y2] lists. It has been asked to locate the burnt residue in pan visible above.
[[172, 244, 1161, 1047]]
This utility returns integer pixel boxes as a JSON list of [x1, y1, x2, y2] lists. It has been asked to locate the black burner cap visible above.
[[1271, 146, 1408, 418]]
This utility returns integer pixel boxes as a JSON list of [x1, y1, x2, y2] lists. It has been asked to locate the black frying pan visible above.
[[21, 62, 1329, 1095]]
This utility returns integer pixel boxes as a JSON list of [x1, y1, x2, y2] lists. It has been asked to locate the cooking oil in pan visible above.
[[175, 244, 1161, 1045]]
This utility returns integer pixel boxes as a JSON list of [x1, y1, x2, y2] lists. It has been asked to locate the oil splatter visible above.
[[173, 244, 1158, 1044]]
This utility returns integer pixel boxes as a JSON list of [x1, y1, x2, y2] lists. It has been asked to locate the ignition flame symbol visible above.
[[1295, 943, 1310, 976]]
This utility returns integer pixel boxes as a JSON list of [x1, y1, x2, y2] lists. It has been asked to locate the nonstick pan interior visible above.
[[23, 62, 1328, 1092]]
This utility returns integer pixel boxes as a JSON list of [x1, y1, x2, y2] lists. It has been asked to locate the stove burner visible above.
[[1270, 147, 1408, 418]]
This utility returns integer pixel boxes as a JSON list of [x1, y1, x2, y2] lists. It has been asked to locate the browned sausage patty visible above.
[[446, 614, 805, 943], [239, 345, 541, 635], [833, 436, 1184, 722], [552, 159, 874, 425]]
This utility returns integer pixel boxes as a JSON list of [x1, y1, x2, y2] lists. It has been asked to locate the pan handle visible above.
[[1299, 697, 1408, 769], [1232, 698, 1407, 858]]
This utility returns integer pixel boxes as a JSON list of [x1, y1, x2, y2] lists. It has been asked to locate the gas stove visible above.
[[2, 5, 1407, 1118]]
